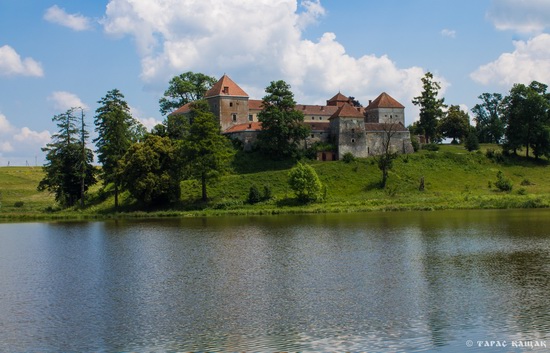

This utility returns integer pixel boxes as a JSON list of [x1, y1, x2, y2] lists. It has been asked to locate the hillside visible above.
[[1, 144, 549, 220]]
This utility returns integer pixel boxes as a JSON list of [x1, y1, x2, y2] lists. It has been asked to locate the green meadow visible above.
[[1, 144, 549, 221]]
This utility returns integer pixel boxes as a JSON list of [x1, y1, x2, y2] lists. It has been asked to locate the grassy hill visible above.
[[1, 144, 550, 220]]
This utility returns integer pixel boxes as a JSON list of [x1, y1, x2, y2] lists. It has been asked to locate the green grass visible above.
[[2, 144, 550, 221]]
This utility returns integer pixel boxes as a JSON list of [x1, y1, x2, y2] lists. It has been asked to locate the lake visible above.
[[0, 209, 549, 352]]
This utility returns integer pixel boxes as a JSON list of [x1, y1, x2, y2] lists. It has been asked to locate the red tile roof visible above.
[[366, 92, 405, 109], [205, 74, 249, 98], [295, 104, 339, 116], [248, 99, 263, 110], [327, 92, 350, 106], [223, 122, 262, 133], [170, 102, 192, 115], [330, 103, 365, 119]]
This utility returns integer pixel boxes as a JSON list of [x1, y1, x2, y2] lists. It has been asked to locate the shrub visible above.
[[495, 171, 513, 192], [14, 201, 24, 208], [520, 179, 533, 186], [464, 131, 479, 151], [422, 143, 440, 151], [248, 185, 262, 204], [262, 184, 272, 201], [342, 152, 356, 163], [288, 162, 323, 202], [410, 135, 420, 152]]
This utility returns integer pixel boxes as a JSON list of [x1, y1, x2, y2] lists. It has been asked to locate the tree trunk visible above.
[[201, 173, 207, 202]]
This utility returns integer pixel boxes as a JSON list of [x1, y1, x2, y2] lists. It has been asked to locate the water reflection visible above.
[[0, 209, 549, 352]]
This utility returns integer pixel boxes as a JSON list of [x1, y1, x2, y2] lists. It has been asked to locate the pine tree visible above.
[[38, 108, 96, 207], [412, 72, 446, 143]]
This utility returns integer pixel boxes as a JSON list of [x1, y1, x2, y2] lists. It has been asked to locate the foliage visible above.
[[118, 135, 181, 205], [502, 81, 550, 159], [288, 162, 323, 202], [94, 89, 144, 208], [38, 108, 96, 207], [412, 72, 446, 143], [342, 152, 356, 163], [181, 102, 235, 201], [159, 72, 217, 116], [494, 171, 513, 192], [247, 185, 262, 204], [410, 134, 420, 152], [257, 80, 309, 159], [465, 128, 480, 151], [472, 93, 505, 143], [438, 105, 470, 143], [422, 143, 440, 151]]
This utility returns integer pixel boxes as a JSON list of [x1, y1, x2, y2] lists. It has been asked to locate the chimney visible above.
[[369, 100, 372, 104]]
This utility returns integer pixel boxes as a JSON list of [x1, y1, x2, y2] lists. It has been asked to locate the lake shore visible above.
[[2, 144, 549, 222]]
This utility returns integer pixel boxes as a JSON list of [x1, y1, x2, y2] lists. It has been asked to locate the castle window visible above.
[[223, 86, 229, 94], [351, 138, 356, 143], [248, 114, 253, 122], [232, 114, 237, 122], [312, 116, 315, 120], [230, 102, 233, 107], [319, 117, 323, 120], [311, 134, 315, 138], [351, 128, 355, 134]]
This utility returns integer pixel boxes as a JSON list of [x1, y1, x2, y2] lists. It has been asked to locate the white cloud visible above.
[[471, 33, 550, 86], [0, 141, 14, 153], [44, 5, 92, 31], [0, 112, 51, 165], [441, 29, 456, 38], [101, 0, 431, 124], [14, 127, 51, 146], [487, 0, 550, 33], [0, 45, 44, 77], [48, 91, 89, 111]]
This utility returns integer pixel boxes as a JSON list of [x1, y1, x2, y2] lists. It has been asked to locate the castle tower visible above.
[[365, 92, 405, 125], [205, 74, 250, 132], [329, 103, 368, 159], [327, 92, 352, 107]]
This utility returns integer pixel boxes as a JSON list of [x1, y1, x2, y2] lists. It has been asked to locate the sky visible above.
[[2, 0, 550, 165]]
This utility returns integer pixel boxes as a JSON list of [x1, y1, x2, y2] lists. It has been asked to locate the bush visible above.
[[422, 143, 440, 151], [14, 201, 24, 208], [342, 152, 356, 163], [410, 135, 420, 152], [521, 179, 533, 186], [262, 184, 272, 201], [464, 131, 479, 151], [495, 171, 513, 192], [248, 185, 262, 204], [288, 162, 323, 202]]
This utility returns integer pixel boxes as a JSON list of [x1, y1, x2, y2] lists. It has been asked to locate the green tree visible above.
[[465, 127, 480, 151], [257, 80, 309, 159], [412, 72, 446, 143], [288, 162, 323, 202], [38, 108, 96, 207], [94, 89, 145, 209], [118, 135, 181, 205], [376, 121, 399, 188], [471, 93, 505, 143], [502, 81, 550, 158], [181, 101, 235, 201], [438, 105, 470, 144], [159, 72, 217, 116]]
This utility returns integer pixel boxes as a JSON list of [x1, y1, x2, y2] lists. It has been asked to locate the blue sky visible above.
[[1, 0, 550, 165]]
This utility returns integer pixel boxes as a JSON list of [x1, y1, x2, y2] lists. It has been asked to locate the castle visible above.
[[172, 74, 413, 159]]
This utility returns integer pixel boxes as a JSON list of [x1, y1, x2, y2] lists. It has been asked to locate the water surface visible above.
[[0, 209, 549, 352]]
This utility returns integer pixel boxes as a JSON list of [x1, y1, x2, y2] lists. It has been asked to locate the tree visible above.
[[159, 72, 217, 116], [376, 121, 399, 188], [118, 135, 181, 205], [412, 72, 446, 143], [288, 162, 323, 202], [181, 101, 235, 201], [94, 89, 145, 209], [257, 80, 309, 159], [464, 127, 480, 151], [502, 81, 550, 158], [471, 93, 505, 143], [438, 105, 470, 144], [38, 108, 96, 207]]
